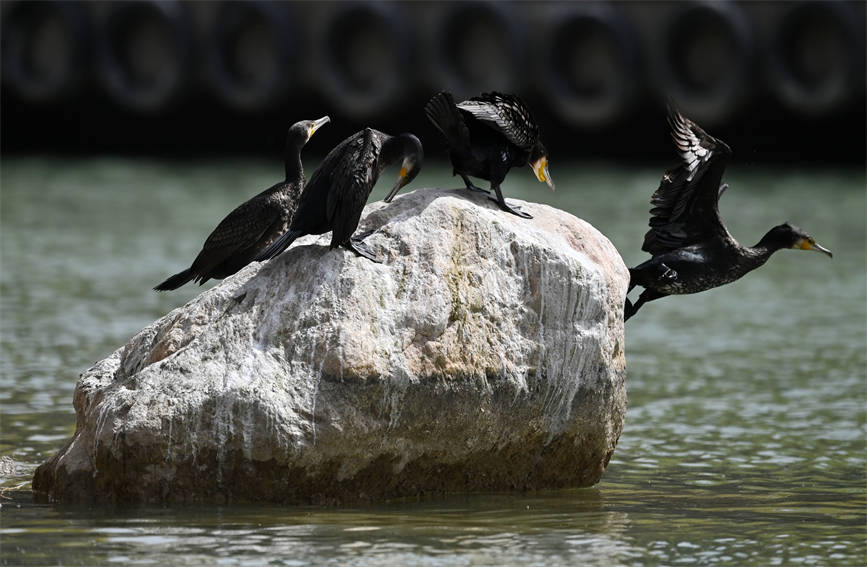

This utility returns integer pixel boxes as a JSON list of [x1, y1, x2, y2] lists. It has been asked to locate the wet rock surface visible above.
[[34, 188, 629, 504]]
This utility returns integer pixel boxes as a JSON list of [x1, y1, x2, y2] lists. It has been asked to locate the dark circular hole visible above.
[[97, 2, 192, 111], [667, 8, 740, 95], [552, 19, 622, 99], [442, 6, 513, 89], [328, 8, 398, 94], [220, 13, 278, 88], [769, 1, 858, 114], [108, 6, 176, 90], [780, 7, 847, 92], [2, 1, 84, 101], [21, 9, 68, 84]]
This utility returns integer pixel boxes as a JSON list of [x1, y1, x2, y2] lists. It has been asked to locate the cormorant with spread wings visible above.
[[425, 91, 553, 219], [624, 105, 832, 321]]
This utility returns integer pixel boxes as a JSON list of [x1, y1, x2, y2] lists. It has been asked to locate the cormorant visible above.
[[624, 105, 832, 321], [254, 128, 423, 264], [154, 116, 330, 291], [424, 91, 553, 219]]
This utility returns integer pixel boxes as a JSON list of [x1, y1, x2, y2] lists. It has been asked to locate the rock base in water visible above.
[[34, 188, 629, 504]]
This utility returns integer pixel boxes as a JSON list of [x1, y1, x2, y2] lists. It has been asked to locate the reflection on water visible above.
[[2, 484, 863, 565], [3, 493, 640, 567], [1, 159, 865, 565]]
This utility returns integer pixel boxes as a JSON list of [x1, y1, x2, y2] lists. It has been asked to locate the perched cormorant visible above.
[[254, 128, 423, 264], [424, 91, 553, 219], [153, 116, 330, 291], [624, 105, 832, 321]]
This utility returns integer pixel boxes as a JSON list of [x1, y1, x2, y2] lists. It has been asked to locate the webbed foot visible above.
[[626, 288, 668, 321], [345, 238, 382, 263], [659, 263, 678, 282], [488, 195, 532, 219], [624, 298, 636, 321]]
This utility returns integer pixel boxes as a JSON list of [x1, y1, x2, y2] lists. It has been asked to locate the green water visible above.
[[1, 158, 865, 565]]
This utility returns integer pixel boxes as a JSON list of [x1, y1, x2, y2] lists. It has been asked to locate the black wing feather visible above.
[[641, 105, 732, 255], [456, 92, 539, 150], [326, 129, 382, 248], [191, 193, 280, 273], [424, 91, 471, 152], [253, 228, 302, 261]]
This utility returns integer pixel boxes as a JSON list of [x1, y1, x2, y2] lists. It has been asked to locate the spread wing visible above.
[[456, 92, 539, 150], [641, 104, 732, 256], [424, 91, 471, 152], [314, 129, 381, 248]]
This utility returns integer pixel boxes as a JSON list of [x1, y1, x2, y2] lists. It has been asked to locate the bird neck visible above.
[[283, 134, 306, 184], [747, 230, 786, 266], [284, 150, 303, 185]]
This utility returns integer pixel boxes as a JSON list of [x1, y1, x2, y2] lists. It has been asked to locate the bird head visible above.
[[766, 222, 833, 257], [385, 134, 424, 203], [529, 142, 554, 191], [303, 116, 331, 141], [287, 116, 330, 148]]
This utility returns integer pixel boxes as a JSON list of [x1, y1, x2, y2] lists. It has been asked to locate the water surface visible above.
[[1, 159, 864, 565]]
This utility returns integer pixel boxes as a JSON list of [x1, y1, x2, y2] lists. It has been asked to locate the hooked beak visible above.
[[384, 164, 409, 203], [307, 115, 330, 139], [801, 239, 833, 258], [531, 157, 554, 191]]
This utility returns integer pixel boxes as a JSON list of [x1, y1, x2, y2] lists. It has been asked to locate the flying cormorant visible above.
[[254, 128, 423, 264], [624, 105, 832, 321], [154, 116, 330, 291], [424, 91, 553, 219]]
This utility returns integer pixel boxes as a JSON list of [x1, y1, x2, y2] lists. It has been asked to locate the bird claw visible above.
[[353, 228, 376, 240], [346, 239, 382, 263], [488, 196, 532, 219], [660, 264, 678, 281]]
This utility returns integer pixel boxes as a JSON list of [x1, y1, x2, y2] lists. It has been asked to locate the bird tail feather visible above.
[[154, 268, 195, 291]]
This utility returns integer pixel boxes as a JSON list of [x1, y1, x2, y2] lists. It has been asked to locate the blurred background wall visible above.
[[2, 0, 864, 163]]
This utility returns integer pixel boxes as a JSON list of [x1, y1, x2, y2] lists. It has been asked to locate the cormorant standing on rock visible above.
[[154, 117, 330, 291], [424, 91, 553, 219], [255, 128, 423, 264], [624, 105, 832, 321]]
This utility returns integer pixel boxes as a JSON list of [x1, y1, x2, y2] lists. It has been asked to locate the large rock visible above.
[[34, 188, 629, 504]]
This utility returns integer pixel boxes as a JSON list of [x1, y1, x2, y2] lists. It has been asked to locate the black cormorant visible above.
[[154, 116, 330, 291], [424, 91, 553, 219], [624, 105, 832, 321], [254, 128, 423, 264]]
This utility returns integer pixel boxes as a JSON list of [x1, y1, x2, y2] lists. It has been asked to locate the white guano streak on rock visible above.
[[35, 188, 629, 503]]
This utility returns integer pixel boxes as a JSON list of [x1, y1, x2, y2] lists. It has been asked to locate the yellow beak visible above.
[[385, 165, 409, 203], [308, 115, 330, 139], [799, 238, 833, 257], [531, 157, 554, 191]]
